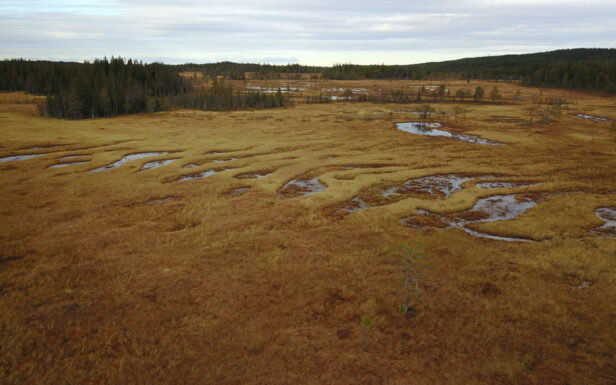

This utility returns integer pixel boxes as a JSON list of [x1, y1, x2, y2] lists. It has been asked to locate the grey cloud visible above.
[[1, 0, 615, 65]]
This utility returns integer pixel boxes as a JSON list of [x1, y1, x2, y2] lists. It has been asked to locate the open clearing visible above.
[[1, 80, 615, 384]]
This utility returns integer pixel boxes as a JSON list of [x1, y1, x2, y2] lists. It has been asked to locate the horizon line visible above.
[[2, 47, 615, 67]]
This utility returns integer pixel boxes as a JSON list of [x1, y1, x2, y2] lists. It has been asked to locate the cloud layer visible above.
[[1, 0, 615, 65]]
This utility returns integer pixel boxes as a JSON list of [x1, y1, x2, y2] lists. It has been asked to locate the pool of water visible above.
[[213, 158, 238, 163], [402, 194, 538, 242], [462, 195, 537, 223], [330, 174, 478, 216], [279, 177, 326, 198], [594, 207, 616, 236], [396, 122, 501, 145], [577, 114, 610, 122], [476, 181, 540, 189], [0, 154, 44, 162], [385, 174, 474, 199], [325, 88, 367, 93], [245, 85, 305, 93], [178, 170, 217, 181], [140, 159, 177, 171], [329, 96, 352, 101], [226, 187, 251, 197], [335, 196, 371, 215], [90, 152, 168, 172], [234, 171, 271, 179], [49, 161, 89, 168]]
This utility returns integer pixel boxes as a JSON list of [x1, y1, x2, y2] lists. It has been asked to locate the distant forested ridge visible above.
[[178, 62, 325, 80], [321, 49, 616, 93], [173, 49, 616, 93], [177, 49, 616, 93]]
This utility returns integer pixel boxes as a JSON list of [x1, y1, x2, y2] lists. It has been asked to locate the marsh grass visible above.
[[0, 81, 615, 384]]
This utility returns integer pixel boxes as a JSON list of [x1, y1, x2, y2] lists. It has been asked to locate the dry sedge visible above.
[[1, 80, 615, 385]]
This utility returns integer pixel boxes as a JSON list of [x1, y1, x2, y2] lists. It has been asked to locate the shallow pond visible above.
[[90, 152, 168, 172], [461, 195, 537, 224], [326, 88, 367, 93], [234, 171, 271, 179], [178, 170, 217, 181], [335, 196, 371, 215], [213, 158, 238, 163], [49, 161, 89, 168], [402, 194, 538, 242], [246, 85, 305, 93], [477, 181, 540, 189], [0, 154, 44, 162], [140, 159, 177, 171], [577, 114, 610, 122], [329, 96, 351, 101], [594, 207, 616, 236], [396, 122, 501, 145], [280, 177, 326, 198], [390, 174, 474, 198], [330, 174, 477, 217], [226, 187, 251, 197]]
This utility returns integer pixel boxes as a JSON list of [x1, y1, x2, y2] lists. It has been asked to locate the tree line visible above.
[[0, 58, 290, 119], [321, 49, 616, 93], [1, 48, 614, 119], [521, 61, 616, 94], [178, 62, 324, 80], [172, 82, 287, 111], [307, 85, 505, 104], [174, 49, 616, 93], [0, 58, 189, 119]]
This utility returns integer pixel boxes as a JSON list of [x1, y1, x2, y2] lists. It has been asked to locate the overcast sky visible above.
[[1, 0, 615, 65]]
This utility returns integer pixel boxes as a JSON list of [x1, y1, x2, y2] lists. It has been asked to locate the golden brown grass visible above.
[[0, 81, 615, 384]]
